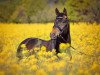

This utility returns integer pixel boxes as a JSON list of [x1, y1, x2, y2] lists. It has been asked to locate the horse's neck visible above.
[[42, 40, 51, 46], [42, 40, 53, 51], [62, 24, 70, 38], [61, 30, 69, 38], [48, 40, 57, 50], [59, 29, 70, 43]]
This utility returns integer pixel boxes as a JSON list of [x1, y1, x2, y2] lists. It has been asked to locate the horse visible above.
[[17, 8, 73, 60], [50, 8, 75, 60]]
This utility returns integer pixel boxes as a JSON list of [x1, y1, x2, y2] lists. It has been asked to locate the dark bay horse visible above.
[[50, 8, 75, 59]]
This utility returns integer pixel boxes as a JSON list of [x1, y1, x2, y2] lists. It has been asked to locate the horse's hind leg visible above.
[[16, 38, 33, 59], [16, 45, 23, 59]]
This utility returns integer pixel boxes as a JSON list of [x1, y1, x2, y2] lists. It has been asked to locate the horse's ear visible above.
[[63, 8, 67, 16], [55, 8, 59, 15]]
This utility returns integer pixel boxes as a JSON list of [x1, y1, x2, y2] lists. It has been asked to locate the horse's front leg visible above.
[[51, 39, 56, 50]]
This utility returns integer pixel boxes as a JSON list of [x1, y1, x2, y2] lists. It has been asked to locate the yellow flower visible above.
[[29, 65, 38, 71], [22, 49, 29, 54], [50, 56, 58, 61], [60, 43, 70, 50], [0, 71, 5, 75], [21, 44, 26, 48], [47, 51, 52, 57], [57, 53, 61, 57], [60, 43, 66, 49], [56, 72, 63, 75], [91, 62, 100, 72], [0, 23, 100, 75], [52, 49, 56, 54], [35, 69, 47, 75], [38, 51, 43, 56], [34, 47, 40, 52], [78, 69, 84, 75], [41, 46, 46, 51]]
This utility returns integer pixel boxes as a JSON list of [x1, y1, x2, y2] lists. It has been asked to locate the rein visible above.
[[59, 33, 92, 56]]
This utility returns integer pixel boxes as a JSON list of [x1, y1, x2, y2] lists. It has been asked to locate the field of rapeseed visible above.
[[0, 23, 100, 75]]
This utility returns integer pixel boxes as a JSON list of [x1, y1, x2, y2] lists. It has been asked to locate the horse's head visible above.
[[50, 8, 69, 39]]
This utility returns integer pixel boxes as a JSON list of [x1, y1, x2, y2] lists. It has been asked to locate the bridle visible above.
[[51, 16, 76, 51], [53, 18, 69, 43]]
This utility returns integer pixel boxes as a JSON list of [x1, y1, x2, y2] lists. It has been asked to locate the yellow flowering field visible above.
[[0, 23, 100, 75]]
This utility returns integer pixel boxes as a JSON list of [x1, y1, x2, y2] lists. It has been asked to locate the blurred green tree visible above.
[[0, 0, 20, 22], [0, 0, 99, 23], [65, 0, 100, 23]]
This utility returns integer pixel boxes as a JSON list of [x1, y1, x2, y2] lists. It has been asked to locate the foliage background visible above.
[[0, 0, 100, 23]]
